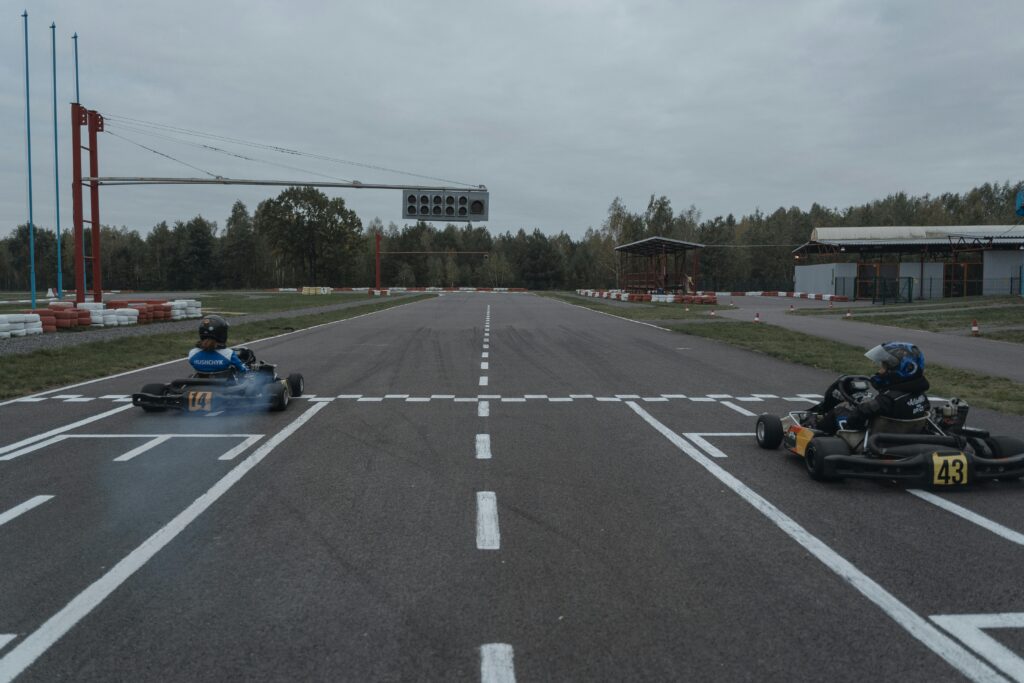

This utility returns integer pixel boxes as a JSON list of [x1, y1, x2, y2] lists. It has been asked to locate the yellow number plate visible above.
[[932, 452, 968, 486], [187, 391, 213, 412]]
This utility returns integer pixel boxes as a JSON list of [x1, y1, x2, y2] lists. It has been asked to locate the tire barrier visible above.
[[576, 289, 718, 305], [2, 299, 201, 336]]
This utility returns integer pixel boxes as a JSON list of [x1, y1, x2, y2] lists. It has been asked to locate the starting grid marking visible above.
[[0, 433, 264, 462]]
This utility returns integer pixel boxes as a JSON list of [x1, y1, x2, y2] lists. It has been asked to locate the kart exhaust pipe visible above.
[[869, 433, 961, 457]]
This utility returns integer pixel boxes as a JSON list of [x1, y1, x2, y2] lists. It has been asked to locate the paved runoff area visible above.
[[1, 293, 1023, 682]]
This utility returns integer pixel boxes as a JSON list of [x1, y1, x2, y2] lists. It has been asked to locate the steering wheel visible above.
[[835, 375, 877, 405]]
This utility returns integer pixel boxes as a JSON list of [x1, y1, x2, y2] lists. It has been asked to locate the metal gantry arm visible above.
[[83, 177, 487, 192]]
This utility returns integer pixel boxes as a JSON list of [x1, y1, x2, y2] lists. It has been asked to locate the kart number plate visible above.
[[932, 452, 968, 486], [187, 391, 213, 412]]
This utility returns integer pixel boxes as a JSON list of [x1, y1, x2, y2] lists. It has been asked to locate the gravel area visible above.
[[0, 294, 415, 357]]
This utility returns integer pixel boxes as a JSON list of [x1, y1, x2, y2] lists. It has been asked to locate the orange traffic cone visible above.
[[685, 306, 690, 312], [845, 310, 852, 319], [754, 312, 761, 323], [710, 310, 717, 318], [788, 304, 795, 312], [971, 319, 980, 337], [828, 299, 834, 309]]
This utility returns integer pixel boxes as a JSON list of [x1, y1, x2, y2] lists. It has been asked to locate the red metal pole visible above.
[[70, 103, 85, 303], [375, 231, 381, 291], [88, 110, 103, 302], [691, 249, 700, 293]]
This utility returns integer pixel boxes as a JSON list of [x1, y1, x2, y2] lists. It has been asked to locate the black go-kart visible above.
[[754, 375, 1024, 487], [132, 347, 304, 414]]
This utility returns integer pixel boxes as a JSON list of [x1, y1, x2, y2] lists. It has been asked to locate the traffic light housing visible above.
[[403, 189, 488, 222]]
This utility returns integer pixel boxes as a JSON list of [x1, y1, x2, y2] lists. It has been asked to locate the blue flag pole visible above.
[[52, 21, 63, 299], [23, 10, 37, 310]]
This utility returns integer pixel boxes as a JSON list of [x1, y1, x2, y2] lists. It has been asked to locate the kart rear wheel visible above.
[[268, 382, 290, 412], [987, 436, 1024, 480], [756, 414, 784, 449], [139, 383, 167, 413], [805, 437, 848, 482], [287, 373, 304, 397]]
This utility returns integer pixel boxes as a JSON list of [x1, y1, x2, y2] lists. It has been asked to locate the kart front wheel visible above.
[[287, 373, 304, 397], [805, 437, 848, 482], [987, 436, 1024, 480], [756, 414, 784, 449], [268, 383, 290, 412], [139, 383, 167, 413]]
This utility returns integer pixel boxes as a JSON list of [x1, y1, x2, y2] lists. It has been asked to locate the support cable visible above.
[[104, 129, 223, 179]]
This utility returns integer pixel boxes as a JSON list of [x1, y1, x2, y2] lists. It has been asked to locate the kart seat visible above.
[[872, 415, 929, 435]]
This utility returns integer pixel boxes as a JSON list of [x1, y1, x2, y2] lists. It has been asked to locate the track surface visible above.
[[1, 293, 1023, 682]]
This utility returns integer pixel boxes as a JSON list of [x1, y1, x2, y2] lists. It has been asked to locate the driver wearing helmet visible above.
[[188, 315, 249, 375], [815, 341, 930, 434]]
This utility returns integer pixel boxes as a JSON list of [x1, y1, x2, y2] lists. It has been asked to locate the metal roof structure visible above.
[[795, 225, 1024, 254], [614, 236, 705, 255]]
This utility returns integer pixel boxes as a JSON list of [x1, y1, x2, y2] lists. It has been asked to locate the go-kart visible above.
[[755, 375, 1024, 487], [131, 347, 304, 413]]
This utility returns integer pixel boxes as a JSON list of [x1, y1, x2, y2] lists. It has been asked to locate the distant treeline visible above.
[[1, 181, 1021, 292]]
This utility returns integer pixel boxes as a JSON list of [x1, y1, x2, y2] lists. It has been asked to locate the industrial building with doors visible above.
[[793, 226, 1024, 301]]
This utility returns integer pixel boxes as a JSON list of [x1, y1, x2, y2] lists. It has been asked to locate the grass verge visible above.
[[541, 293, 1024, 411], [0, 295, 432, 400]]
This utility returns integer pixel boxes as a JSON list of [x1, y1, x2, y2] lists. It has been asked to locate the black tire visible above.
[[756, 414, 784, 449], [805, 437, 849, 482], [287, 373, 304, 397], [268, 382, 290, 412], [139, 383, 167, 413], [987, 436, 1024, 481]]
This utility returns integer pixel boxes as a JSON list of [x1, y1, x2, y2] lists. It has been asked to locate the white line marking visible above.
[[51, 395, 82, 399], [692, 432, 755, 437], [595, 397, 621, 402], [384, 394, 409, 399], [784, 397, 818, 403], [0, 636, 13, 652], [336, 394, 363, 399], [481, 362, 489, 370], [483, 344, 489, 350], [431, 394, 456, 399], [642, 397, 669, 402], [476, 492, 500, 550], [217, 435, 264, 461], [476, 434, 492, 460], [480, 643, 516, 683], [735, 397, 764, 402], [0, 405, 134, 459], [308, 397, 336, 402], [615, 394, 641, 399], [798, 393, 824, 399], [751, 394, 779, 399], [479, 376, 489, 387], [478, 401, 490, 417], [501, 398, 526, 403], [626, 402, 1004, 683], [357, 397, 384, 402], [0, 296, 431, 408], [683, 434, 729, 459], [569, 394, 594, 399], [0, 403, 328, 683], [688, 397, 716, 402], [547, 297, 671, 332], [62, 398, 95, 403], [721, 401, 757, 417], [13, 397, 47, 403], [707, 394, 733, 399], [932, 613, 1024, 681], [909, 490, 1024, 547], [405, 397, 431, 402], [112, 436, 173, 462], [456, 398, 480, 403], [524, 394, 547, 399], [482, 352, 489, 358], [0, 496, 54, 528], [548, 397, 573, 402], [478, 395, 500, 399], [204, 411, 225, 417], [660, 394, 688, 399]]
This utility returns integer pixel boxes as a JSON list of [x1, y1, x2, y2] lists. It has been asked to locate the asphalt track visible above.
[[1, 293, 1023, 682]]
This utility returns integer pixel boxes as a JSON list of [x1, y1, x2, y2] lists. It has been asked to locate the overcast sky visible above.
[[2, 0, 1022, 240]]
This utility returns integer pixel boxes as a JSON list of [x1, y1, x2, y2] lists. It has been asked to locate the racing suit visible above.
[[187, 346, 249, 375], [816, 374, 930, 433]]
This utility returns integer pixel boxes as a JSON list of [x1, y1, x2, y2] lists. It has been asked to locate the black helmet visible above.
[[198, 315, 229, 345]]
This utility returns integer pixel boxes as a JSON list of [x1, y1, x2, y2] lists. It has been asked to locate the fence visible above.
[[835, 277, 1021, 302]]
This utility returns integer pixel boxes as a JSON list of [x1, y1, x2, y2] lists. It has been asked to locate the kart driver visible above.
[[814, 341, 930, 434], [188, 315, 249, 375]]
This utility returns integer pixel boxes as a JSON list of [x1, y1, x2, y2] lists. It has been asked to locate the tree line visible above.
[[1, 181, 1020, 293]]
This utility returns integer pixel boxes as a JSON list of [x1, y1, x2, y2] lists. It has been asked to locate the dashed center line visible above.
[[476, 434, 492, 460], [476, 492, 500, 550], [480, 643, 516, 683], [479, 376, 489, 387], [478, 401, 490, 417]]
